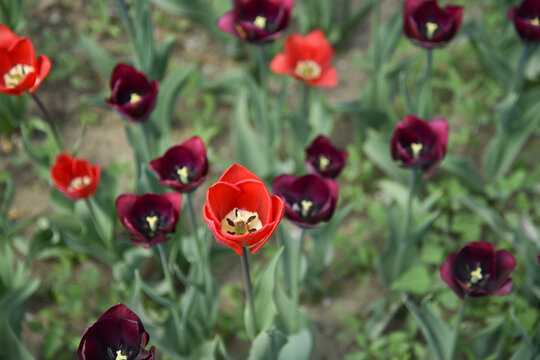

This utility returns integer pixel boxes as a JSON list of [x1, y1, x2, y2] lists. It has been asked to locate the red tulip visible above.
[[508, 0, 540, 43], [440, 242, 516, 299], [0, 25, 51, 96], [203, 164, 285, 255], [50, 152, 101, 201], [305, 135, 348, 178], [403, 0, 464, 48], [270, 30, 338, 88]]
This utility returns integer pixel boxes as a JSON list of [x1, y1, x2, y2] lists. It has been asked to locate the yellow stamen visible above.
[[425, 21, 439, 39], [176, 166, 190, 184], [531, 17, 540, 26], [4, 64, 35, 88], [253, 16, 267, 29], [470, 267, 483, 285], [129, 93, 141, 104], [300, 200, 313, 218], [116, 350, 128, 360], [319, 155, 331, 171], [294, 60, 322, 81], [221, 208, 262, 235], [410, 143, 423, 158], [68, 176, 91, 191], [235, 24, 247, 39], [146, 215, 159, 232]]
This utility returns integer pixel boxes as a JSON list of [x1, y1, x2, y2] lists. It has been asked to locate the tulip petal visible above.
[[217, 12, 238, 36], [269, 53, 292, 75], [309, 67, 338, 88], [30, 54, 51, 93], [207, 182, 241, 220]]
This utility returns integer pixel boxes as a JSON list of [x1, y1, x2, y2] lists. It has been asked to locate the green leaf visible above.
[[135, 270, 177, 309], [187, 337, 231, 360], [78, 33, 117, 78], [248, 329, 287, 360], [391, 265, 431, 295], [440, 155, 485, 194], [364, 129, 408, 183], [466, 320, 504, 360], [278, 329, 313, 360]]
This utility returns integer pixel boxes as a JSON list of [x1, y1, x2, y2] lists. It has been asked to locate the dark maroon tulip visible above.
[[272, 174, 338, 228], [403, 0, 464, 48], [390, 115, 448, 177], [116, 193, 182, 248], [217, 0, 294, 44], [508, 0, 540, 43], [149, 136, 208, 193], [77, 304, 155, 360], [106, 64, 159, 122], [440, 242, 516, 299], [305, 135, 348, 179]]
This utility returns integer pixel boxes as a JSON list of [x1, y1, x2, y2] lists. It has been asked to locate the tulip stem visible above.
[[448, 296, 467, 360], [84, 198, 113, 254], [185, 192, 203, 259], [139, 122, 152, 160], [241, 247, 257, 338], [423, 48, 433, 84], [405, 168, 419, 235], [258, 44, 268, 88], [509, 44, 529, 94], [30, 93, 64, 150]]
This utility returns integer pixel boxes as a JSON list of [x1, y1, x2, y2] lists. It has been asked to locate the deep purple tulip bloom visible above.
[[390, 115, 448, 177], [440, 242, 516, 299], [149, 136, 208, 193], [77, 304, 155, 360], [305, 135, 348, 179], [508, 0, 540, 43], [116, 193, 182, 248], [272, 174, 338, 228], [217, 0, 294, 44], [106, 64, 159, 122], [403, 0, 464, 48]]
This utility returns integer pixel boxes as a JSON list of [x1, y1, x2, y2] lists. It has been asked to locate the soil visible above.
[[1, 0, 398, 359]]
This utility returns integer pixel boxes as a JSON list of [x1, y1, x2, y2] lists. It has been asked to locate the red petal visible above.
[[30, 54, 51, 93], [206, 182, 241, 220], [308, 67, 338, 88], [218, 164, 262, 184], [269, 53, 292, 75], [0, 25, 19, 49]]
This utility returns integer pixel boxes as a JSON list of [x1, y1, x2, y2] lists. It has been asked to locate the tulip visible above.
[[149, 136, 208, 193], [106, 64, 159, 122], [440, 242, 516, 299], [50, 152, 101, 201], [116, 193, 182, 249], [270, 30, 338, 88], [305, 135, 348, 178], [508, 0, 540, 43], [77, 304, 154, 360], [403, 0, 464, 48], [203, 164, 285, 255], [0, 25, 51, 96], [390, 115, 448, 177], [272, 174, 338, 228], [217, 0, 294, 44]]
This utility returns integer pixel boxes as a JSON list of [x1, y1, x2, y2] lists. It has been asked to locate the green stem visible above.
[[241, 247, 257, 337], [301, 83, 311, 121], [509, 44, 529, 94], [30, 93, 64, 150], [185, 192, 203, 259], [140, 122, 152, 160], [84, 198, 112, 253], [258, 44, 268, 88], [449, 296, 467, 360], [423, 48, 433, 84], [405, 168, 419, 236]]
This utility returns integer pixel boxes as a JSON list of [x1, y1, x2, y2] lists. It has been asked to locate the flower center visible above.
[[4, 64, 35, 88], [175, 165, 190, 184], [425, 21, 439, 40], [292, 199, 314, 219], [146, 215, 159, 232], [129, 93, 142, 104], [68, 176, 91, 192], [318, 155, 331, 171], [221, 208, 262, 235], [410, 142, 423, 158], [531, 17, 540, 26], [253, 16, 267, 29], [115, 350, 128, 360], [294, 60, 322, 81], [469, 266, 483, 285]]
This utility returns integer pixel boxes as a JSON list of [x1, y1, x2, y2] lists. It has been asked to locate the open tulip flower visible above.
[[149, 136, 208, 193], [0, 24, 51, 96], [50, 152, 101, 201], [203, 164, 285, 255], [116, 193, 182, 249], [270, 30, 338, 88], [440, 242, 516, 299], [390, 115, 448, 177], [77, 304, 155, 360], [403, 0, 464, 48], [217, 0, 294, 44], [305, 135, 348, 178], [272, 174, 338, 228], [106, 63, 159, 123], [508, 0, 540, 43]]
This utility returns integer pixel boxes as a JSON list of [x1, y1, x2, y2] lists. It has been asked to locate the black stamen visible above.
[[227, 231, 235, 235], [248, 228, 257, 233], [235, 209, 239, 217], [227, 218, 235, 226], [247, 215, 256, 223]]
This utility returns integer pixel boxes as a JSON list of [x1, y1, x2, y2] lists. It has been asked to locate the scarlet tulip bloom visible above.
[[50, 152, 101, 201], [77, 304, 155, 360], [203, 164, 285, 255], [440, 242, 516, 299], [217, 0, 294, 44], [106, 64, 159, 122], [270, 30, 338, 88], [272, 174, 338, 228], [390, 115, 448, 177], [508, 0, 540, 43], [149, 136, 208, 193], [403, 0, 464, 48], [0, 25, 51, 96], [305, 135, 348, 178], [116, 193, 182, 249]]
